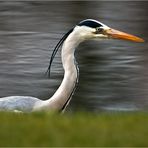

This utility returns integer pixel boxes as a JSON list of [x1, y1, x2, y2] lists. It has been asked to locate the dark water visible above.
[[0, 1, 148, 112]]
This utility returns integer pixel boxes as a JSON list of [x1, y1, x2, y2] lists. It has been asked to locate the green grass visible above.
[[0, 111, 148, 147]]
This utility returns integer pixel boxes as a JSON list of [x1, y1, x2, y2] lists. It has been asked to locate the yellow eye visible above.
[[96, 27, 103, 33]]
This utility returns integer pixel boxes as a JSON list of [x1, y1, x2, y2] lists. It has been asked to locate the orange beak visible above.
[[105, 28, 144, 42]]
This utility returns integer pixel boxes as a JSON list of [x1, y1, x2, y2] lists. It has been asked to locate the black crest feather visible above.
[[46, 28, 74, 76]]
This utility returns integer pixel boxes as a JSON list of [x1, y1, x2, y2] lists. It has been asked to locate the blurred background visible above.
[[0, 1, 147, 112]]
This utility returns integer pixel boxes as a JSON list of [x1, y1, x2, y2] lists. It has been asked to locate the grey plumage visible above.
[[0, 96, 41, 112]]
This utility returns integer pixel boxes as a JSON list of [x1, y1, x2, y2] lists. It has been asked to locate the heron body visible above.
[[0, 19, 144, 113], [0, 96, 41, 112]]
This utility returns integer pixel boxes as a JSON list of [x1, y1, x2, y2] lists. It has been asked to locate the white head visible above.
[[47, 19, 144, 75], [72, 19, 144, 42]]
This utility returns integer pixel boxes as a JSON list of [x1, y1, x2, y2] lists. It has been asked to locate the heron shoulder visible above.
[[0, 96, 42, 112]]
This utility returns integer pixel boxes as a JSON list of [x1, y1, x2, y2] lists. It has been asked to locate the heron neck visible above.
[[44, 32, 81, 111]]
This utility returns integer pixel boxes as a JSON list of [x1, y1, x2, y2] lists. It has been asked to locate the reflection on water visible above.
[[0, 1, 148, 112]]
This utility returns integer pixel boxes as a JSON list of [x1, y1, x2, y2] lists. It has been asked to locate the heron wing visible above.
[[0, 96, 42, 112]]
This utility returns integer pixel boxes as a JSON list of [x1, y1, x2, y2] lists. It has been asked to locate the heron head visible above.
[[47, 19, 144, 76], [76, 19, 144, 42]]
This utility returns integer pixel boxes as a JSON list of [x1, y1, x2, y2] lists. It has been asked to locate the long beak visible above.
[[105, 28, 144, 42]]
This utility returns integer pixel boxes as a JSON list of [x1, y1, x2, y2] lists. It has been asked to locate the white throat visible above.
[[39, 28, 83, 112]]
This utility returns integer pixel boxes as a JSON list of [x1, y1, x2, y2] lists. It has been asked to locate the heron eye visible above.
[[96, 27, 103, 33]]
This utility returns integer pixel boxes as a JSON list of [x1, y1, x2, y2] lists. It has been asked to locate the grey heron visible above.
[[0, 19, 144, 113]]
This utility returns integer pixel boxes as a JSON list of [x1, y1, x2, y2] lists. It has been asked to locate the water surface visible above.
[[0, 1, 148, 112]]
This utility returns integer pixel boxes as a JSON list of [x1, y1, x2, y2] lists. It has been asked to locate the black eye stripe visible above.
[[78, 20, 102, 28]]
